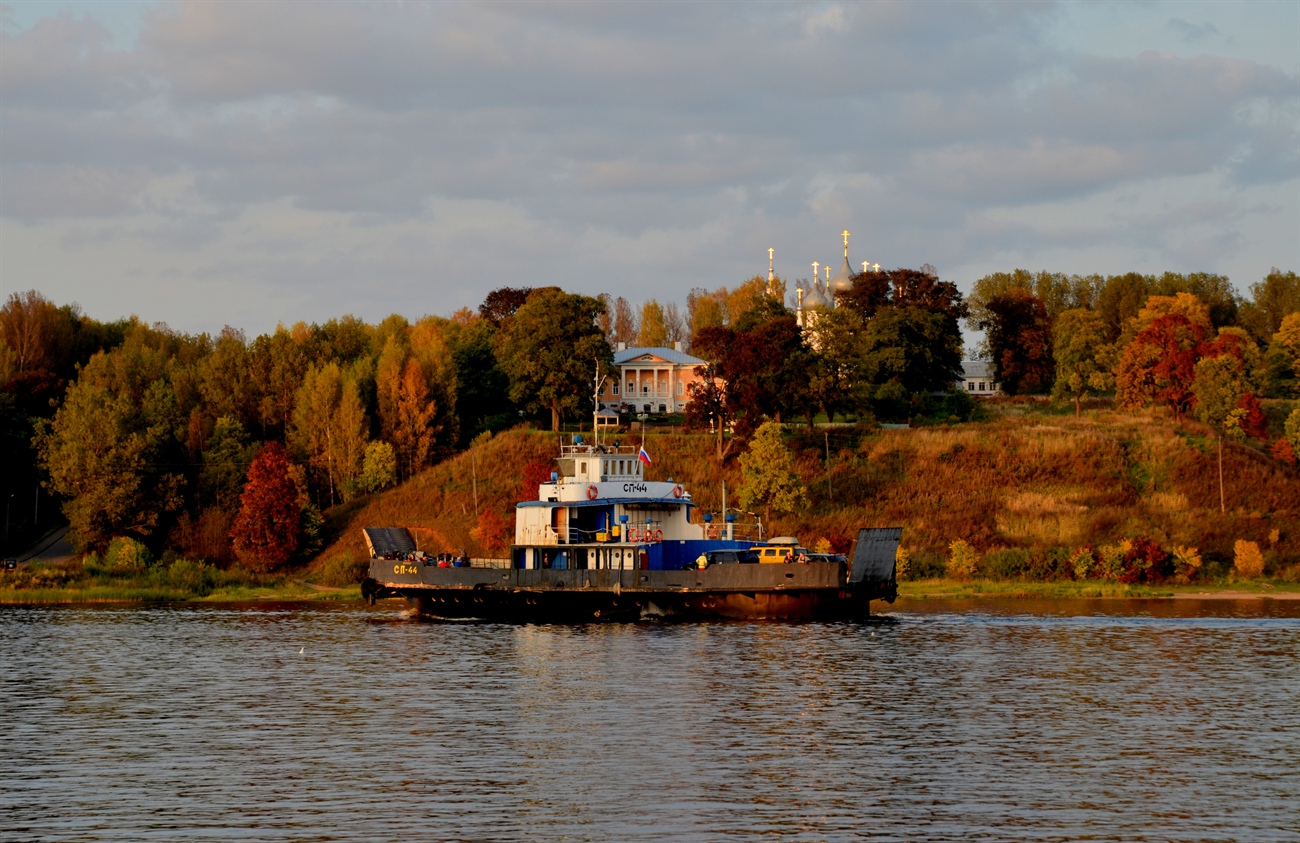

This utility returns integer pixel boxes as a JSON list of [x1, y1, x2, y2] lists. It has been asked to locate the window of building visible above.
[[676, 381, 684, 395], [967, 382, 975, 391], [643, 384, 650, 395], [612, 382, 619, 395], [978, 382, 986, 391]]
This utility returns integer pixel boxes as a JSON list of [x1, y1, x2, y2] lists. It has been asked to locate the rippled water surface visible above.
[[2, 598, 1297, 842]]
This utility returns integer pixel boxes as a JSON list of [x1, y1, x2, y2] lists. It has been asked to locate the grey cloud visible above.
[[1166, 18, 1220, 43], [1, 0, 1295, 335]]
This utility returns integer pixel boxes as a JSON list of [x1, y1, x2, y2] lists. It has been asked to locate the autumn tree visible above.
[[1262, 312, 1300, 397], [1116, 314, 1206, 418], [248, 326, 308, 438], [290, 362, 370, 505], [472, 508, 511, 557], [1096, 272, 1153, 341], [360, 440, 397, 493], [494, 288, 612, 431], [690, 314, 804, 437], [1240, 268, 1300, 343], [637, 300, 668, 347], [1192, 350, 1267, 514], [686, 288, 725, 345], [662, 302, 686, 345], [1150, 272, 1239, 329], [977, 288, 1053, 394], [967, 270, 1100, 330], [612, 296, 637, 345], [738, 421, 808, 524], [685, 362, 734, 460], [390, 358, 438, 478], [1052, 309, 1114, 415], [230, 442, 300, 571], [479, 287, 535, 327], [37, 379, 184, 551], [197, 327, 255, 429]]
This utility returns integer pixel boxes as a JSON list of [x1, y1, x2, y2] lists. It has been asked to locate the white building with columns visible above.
[[601, 342, 711, 415]]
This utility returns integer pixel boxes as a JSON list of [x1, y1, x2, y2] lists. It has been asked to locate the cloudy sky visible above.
[[1, 1, 1297, 337]]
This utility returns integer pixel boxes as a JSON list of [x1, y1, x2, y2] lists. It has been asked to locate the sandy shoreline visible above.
[[1170, 589, 1300, 600]]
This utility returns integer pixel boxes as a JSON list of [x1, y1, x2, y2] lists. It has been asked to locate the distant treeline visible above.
[[1, 266, 1296, 566]]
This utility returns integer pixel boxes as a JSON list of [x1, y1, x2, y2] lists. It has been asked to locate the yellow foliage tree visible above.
[[1233, 540, 1265, 579]]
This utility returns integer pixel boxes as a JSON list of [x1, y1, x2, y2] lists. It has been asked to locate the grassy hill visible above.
[[314, 408, 1300, 581]]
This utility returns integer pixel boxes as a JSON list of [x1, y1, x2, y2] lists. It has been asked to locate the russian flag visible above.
[[638, 446, 652, 465]]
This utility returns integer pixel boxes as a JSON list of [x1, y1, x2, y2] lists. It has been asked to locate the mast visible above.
[[592, 358, 607, 449]]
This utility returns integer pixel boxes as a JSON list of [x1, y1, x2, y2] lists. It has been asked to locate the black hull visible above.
[[362, 562, 896, 622]]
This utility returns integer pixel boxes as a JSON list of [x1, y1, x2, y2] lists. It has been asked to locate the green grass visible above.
[[898, 578, 1300, 600]]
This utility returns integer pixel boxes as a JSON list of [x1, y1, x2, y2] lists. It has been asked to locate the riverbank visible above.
[[5, 578, 1298, 606], [0, 579, 361, 605], [897, 579, 1300, 600]]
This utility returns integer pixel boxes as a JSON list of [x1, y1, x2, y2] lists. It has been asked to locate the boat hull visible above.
[[362, 561, 896, 622]]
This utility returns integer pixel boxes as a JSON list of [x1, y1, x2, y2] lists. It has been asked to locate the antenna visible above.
[[592, 359, 607, 449]]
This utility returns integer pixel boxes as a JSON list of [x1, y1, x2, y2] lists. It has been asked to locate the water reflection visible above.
[[1, 600, 1296, 842]]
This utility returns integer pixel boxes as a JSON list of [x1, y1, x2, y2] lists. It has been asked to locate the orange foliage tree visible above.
[[472, 509, 511, 557], [230, 442, 301, 570], [1116, 313, 1206, 417]]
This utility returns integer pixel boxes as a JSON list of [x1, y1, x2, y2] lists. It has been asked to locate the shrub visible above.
[[984, 548, 1030, 579], [1171, 545, 1202, 583], [909, 551, 946, 579], [1097, 543, 1126, 581], [895, 545, 911, 580], [1028, 546, 1074, 580], [946, 539, 979, 579], [1117, 536, 1170, 584], [159, 558, 217, 595], [1233, 540, 1265, 579], [1070, 546, 1096, 580], [104, 537, 153, 574]]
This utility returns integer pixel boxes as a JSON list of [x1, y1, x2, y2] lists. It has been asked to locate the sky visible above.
[[1, 0, 1297, 339]]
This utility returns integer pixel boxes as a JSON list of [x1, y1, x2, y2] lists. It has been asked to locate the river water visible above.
[[2, 598, 1296, 842]]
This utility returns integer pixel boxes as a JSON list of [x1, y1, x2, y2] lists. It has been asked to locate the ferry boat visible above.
[[361, 434, 900, 622]]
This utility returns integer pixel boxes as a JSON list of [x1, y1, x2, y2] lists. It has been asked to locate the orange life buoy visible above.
[[587, 485, 598, 500], [628, 527, 639, 542], [653, 529, 663, 542], [672, 484, 683, 498]]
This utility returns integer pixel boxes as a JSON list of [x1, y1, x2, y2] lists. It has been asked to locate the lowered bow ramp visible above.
[[849, 527, 901, 590]]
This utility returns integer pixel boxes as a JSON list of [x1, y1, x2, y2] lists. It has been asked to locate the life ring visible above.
[[587, 485, 598, 500], [672, 484, 683, 499], [653, 529, 663, 543], [628, 527, 639, 542]]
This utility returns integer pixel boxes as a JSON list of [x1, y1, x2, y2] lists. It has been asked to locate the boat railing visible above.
[[559, 442, 637, 457]]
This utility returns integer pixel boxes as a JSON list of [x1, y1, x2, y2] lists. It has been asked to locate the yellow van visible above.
[[751, 537, 806, 564]]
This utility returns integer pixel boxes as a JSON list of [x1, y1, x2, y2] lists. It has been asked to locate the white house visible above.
[[958, 361, 1000, 396]]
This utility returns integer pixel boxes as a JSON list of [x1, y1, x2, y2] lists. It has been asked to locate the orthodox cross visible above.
[[842, 230, 850, 256], [812, 261, 819, 281]]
